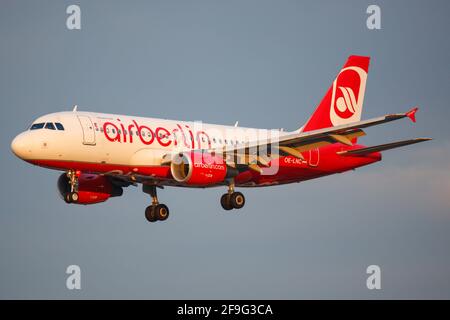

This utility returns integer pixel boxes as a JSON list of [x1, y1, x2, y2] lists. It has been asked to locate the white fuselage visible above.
[[11, 111, 288, 171]]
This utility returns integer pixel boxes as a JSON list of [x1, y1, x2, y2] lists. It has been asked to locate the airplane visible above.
[[11, 55, 431, 223]]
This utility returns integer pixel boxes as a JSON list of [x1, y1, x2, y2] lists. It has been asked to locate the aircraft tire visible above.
[[145, 205, 157, 222], [155, 204, 169, 221], [230, 192, 245, 209], [70, 192, 79, 203], [220, 194, 233, 211]]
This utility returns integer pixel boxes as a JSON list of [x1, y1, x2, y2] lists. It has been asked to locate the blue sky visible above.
[[0, 0, 449, 298]]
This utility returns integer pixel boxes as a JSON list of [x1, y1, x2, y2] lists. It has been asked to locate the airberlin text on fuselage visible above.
[[102, 119, 211, 149]]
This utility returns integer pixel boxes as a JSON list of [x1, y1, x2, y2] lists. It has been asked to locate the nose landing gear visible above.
[[220, 180, 245, 211], [143, 185, 170, 223]]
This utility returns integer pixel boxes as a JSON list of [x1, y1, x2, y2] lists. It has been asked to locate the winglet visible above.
[[406, 107, 419, 123]]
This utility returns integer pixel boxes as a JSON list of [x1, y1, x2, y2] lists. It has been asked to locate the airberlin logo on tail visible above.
[[329, 66, 367, 126], [335, 86, 358, 118]]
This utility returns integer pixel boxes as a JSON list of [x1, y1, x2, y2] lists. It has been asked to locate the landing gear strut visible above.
[[65, 170, 79, 203], [143, 185, 169, 223], [220, 180, 245, 210]]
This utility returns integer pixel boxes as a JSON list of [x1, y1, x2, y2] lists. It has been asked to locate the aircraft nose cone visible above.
[[11, 133, 30, 159]]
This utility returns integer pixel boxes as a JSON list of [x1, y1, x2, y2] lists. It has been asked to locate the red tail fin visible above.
[[301, 55, 370, 132]]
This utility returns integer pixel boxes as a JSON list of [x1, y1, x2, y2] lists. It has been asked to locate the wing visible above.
[[188, 107, 429, 173]]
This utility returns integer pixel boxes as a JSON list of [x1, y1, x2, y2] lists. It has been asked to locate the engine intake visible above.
[[170, 152, 235, 186]]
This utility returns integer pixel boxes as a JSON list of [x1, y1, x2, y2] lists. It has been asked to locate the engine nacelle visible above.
[[170, 152, 233, 186], [57, 173, 123, 205]]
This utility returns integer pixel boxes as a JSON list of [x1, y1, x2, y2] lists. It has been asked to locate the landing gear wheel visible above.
[[230, 192, 245, 209], [154, 204, 169, 221], [65, 192, 79, 203], [145, 205, 157, 222], [64, 170, 79, 204], [220, 193, 233, 211], [143, 185, 170, 222], [70, 192, 79, 202]]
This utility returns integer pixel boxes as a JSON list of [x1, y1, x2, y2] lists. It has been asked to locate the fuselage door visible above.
[[77, 115, 96, 145]]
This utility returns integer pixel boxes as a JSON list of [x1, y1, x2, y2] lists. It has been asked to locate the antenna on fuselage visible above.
[[72, 105, 78, 112], [234, 121, 239, 127]]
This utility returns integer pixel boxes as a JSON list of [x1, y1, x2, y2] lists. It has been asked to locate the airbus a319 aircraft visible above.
[[11, 56, 430, 223]]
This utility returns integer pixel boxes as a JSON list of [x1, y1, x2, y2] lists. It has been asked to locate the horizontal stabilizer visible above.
[[337, 138, 432, 156]]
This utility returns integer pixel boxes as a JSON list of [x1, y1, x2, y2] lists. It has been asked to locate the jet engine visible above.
[[170, 152, 237, 186], [57, 173, 123, 205]]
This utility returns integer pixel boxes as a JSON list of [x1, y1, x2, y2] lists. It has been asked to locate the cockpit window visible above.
[[30, 123, 45, 130], [45, 122, 56, 130], [29, 122, 65, 131]]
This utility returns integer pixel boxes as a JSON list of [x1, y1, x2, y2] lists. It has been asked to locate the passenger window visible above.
[[55, 123, 65, 130], [30, 123, 45, 130]]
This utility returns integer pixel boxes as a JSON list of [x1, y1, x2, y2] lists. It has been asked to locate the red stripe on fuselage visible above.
[[27, 159, 172, 178], [26, 144, 381, 187]]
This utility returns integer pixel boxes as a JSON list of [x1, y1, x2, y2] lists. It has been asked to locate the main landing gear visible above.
[[220, 180, 245, 211], [143, 185, 169, 223], [64, 170, 79, 203]]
